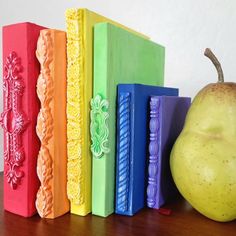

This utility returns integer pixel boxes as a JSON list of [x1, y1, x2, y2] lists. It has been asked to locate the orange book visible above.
[[35, 29, 69, 218]]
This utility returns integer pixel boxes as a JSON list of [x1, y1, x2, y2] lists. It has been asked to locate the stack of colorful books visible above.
[[1, 8, 191, 218]]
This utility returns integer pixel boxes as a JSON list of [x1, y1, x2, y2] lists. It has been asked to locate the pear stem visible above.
[[204, 48, 224, 83]]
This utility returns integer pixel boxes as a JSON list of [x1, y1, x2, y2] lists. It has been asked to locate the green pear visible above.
[[170, 48, 236, 222]]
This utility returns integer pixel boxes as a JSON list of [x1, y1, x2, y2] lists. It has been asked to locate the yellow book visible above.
[[66, 8, 148, 216]]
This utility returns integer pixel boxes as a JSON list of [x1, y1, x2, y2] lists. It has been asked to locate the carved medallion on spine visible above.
[[2, 22, 47, 217], [90, 94, 110, 158], [147, 97, 160, 207], [35, 31, 53, 218], [0, 52, 28, 190]]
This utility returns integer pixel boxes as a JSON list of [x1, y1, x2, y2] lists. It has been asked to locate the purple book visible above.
[[147, 96, 191, 209]]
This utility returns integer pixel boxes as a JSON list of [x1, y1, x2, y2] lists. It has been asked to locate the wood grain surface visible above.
[[0, 172, 235, 236]]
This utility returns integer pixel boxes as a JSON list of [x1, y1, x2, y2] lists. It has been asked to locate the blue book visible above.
[[115, 84, 179, 216]]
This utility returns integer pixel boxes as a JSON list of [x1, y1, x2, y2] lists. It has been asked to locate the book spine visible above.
[[35, 29, 69, 219], [147, 97, 161, 208], [35, 30, 53, 218], [1, 23, 45, 217], [66, 9, 91, 216], [116, 92, 131, 214], [91, 23, 113, 217]]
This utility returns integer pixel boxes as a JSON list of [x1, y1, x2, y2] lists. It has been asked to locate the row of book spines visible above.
[[2, 22, 168, 218], [115, 89, 191, 216]]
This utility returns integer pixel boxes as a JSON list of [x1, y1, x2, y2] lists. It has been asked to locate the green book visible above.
[[90, 23, 165, 217]]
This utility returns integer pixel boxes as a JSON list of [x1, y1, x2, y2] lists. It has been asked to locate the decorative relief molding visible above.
[[66, 8, 84, 205], [0, 51, 28, 190], [35, 31, 54, 217], [116, 92, 131, 212], [147, 97, 161, 208], [90, 94, 110, 158]]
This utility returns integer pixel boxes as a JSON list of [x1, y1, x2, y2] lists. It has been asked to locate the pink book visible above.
[[1, 22, 46, 217]]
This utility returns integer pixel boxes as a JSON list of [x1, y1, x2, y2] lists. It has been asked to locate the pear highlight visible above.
[[170, 48, 236, 222]]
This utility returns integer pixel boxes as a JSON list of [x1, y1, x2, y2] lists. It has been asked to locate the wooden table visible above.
[[0, 172, 235, 236]]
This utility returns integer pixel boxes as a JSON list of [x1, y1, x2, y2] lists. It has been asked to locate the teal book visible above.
[[90, 23, 165, 217]]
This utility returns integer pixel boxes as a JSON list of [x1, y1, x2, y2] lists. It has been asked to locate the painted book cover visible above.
[[1, 22, 46, 217], [147, 96, 191, 209], [91, 22, 165, 217], [35, 29, 69, 219], [66, 8, 147, 216], [116, 84, 178, 216]]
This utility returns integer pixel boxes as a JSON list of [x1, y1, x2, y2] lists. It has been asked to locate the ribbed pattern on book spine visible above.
[[116, 92, 131, 212]]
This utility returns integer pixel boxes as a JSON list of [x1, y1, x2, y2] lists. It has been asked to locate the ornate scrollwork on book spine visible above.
[[0, 52, 29, 190], [147, 97, 161, 207], [90, 94, 110, 158], [35, 31, 54, 217], [66, 9, 84, 205], [116, 92, 131, 212]]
